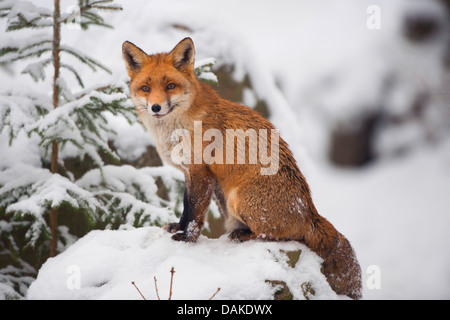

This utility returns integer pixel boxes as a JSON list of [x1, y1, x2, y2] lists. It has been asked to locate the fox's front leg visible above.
[[164, 166, 214, 242]]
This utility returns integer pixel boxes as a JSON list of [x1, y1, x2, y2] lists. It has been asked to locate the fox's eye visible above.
[[166, 83, 176, 90], [141, 85, 150, 92]]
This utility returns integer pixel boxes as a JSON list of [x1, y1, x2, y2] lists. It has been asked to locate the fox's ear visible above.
[[168, 37, 195, 73], [122, 41, 148, 77]]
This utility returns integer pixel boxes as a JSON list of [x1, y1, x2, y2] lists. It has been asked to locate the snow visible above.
[[194, 57, 218, 83], [6, 172, 97, 216], [0, 34, 52, 64], [23, 138, 450, 300], [0, 163, 100, 246], [76, 165, 179, 228], [27, 226, 340, 300], [105, 114, 155, 161], [0, 264, 35, 300], [0, 89, 51, 144], [3, 1, 51, 22], [310, 140, 450, 299]]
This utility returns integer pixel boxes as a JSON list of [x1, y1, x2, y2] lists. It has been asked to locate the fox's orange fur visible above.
[[122, 38, 362, 299]]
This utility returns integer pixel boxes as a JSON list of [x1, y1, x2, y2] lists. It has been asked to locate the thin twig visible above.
[[131, 281, 147, 300], [154, 276, 161, 300], [209, 288, 221, 300], [168, 266, 175, 300]]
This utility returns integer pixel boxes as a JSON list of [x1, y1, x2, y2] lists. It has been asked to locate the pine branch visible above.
[[6, 13, 53, 31], [21, 58, 52, 82], [60, 64, 85, 88], [0, 89, 51, 145], [0, 40, 52, 65], [195, 58, 218, 84], [76, 165, 179, 228], [59, 0, 122, 29], [79, 0, 123, 14], [23, 82, 137, 169], [60, 45, 111, 74], [0, 165, 102, 248], [0, 0, 52, 31]]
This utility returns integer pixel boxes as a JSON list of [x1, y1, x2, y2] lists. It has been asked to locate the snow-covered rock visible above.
[[27, 226, 343, 300]]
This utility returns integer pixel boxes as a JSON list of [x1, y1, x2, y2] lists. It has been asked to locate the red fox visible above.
[[122, 38, 362, 299]]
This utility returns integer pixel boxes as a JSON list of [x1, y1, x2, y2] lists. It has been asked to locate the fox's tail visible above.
[[305, 217, 362, 299], [322, 232, 362, 299]]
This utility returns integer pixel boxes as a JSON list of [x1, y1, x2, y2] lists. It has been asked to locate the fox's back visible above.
[[199, 92, 310, 221]]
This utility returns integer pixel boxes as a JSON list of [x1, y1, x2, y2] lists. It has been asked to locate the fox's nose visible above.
[[151, 104, 161, 113]]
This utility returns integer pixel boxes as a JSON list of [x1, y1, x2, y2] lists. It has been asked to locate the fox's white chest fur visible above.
[[143, 114, 192, 172]]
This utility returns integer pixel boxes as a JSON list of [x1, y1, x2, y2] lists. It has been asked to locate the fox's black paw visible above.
[[167, 221, 201, 242], [171, 231, 199, 243]]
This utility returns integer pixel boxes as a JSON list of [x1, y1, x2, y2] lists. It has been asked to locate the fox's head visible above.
[[122, 38, 197, 121]]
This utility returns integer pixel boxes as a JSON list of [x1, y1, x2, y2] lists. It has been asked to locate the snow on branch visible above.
[[0, 35, 52, 65], [0, 261, 36, 299], [60, 63, 85, 88], [0, 0, 52, 31], [26, 81, 136, 167], [195, 58, 218, 84], [60, 0, 123, 30], [60, 45, 111, 74], [21, 58, 52, 82], [76, 165, 180, 229], [0, 164, 101, 247], [0, 89, 51, 145]]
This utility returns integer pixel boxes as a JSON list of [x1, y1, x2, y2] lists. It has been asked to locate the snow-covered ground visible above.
[[25, 139, 450, 300], [1, 0, 449, 299], [27, 226, 340, 300]]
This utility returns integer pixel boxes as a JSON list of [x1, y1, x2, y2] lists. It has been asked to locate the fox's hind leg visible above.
[[228, 228, 257, 242]]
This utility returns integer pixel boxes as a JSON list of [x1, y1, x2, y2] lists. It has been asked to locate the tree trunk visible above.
[[49, 0, 61, 258]]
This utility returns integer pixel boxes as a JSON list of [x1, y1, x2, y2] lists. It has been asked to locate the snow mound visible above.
[[27, 226, 343, 300]]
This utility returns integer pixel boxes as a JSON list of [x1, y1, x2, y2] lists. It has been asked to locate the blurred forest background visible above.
[[0, 0, 449, 299]]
